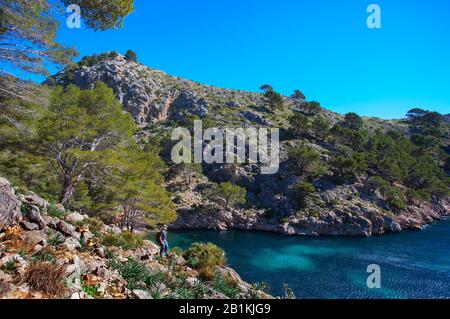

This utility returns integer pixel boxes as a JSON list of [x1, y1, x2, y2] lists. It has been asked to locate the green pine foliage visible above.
[[0, 82, 176, 228], [210, 182, 247, 209], [288, 145, 327, 180]]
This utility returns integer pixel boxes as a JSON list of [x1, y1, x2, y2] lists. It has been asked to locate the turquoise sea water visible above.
[[169, 219, 450, 299]]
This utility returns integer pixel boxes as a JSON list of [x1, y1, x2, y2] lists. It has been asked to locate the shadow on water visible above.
[[169, 219, 450, 299]]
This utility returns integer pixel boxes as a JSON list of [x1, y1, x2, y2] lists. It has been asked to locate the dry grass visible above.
[[198, 267, 216, 281], [22, 262, 67, 298], [2, 226, 34, 255]]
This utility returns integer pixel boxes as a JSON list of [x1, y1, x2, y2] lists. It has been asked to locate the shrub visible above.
[[367, 176, 390, 192], [32, 247, 57, 262], [125, 49, 138, 62], [171, 246, 184, 256], [249, 282, 269, 299], [292, 181, 316, 208], [260, 85, 284, 111], [283, 283, 296, 299], [48, 232, 65, 246], [184, 242, 226, 280], [111, 258, 149, 290], [210, 182, 247, 209], [389, 198, 406, 211], [82, 282, 101, 298], [104, 247, 117, 260], [75, 217, 104, 237], [214, 272, 240, 298], [342, 112, 363, 130], [331, 152, 367, 180], [291, 89, 305, 100], [289, 113, 312, 137], [288, 146, 326, 179], [198, 267, 216, 281], [47, 204, 66, 218], [262, 208, 277, 220], [143, 271, 166, 289], [308, 210, 320, 218], [192, 281, 209, 299], [23, 262, 67, 297], [2, 259, 17, 272], [406, 188, 430, 202], [103, 231, 144, 250], [172, 286, 195, 299]]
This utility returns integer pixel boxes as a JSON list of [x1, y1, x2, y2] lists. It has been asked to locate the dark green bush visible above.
[[184, 242, 226, 278]]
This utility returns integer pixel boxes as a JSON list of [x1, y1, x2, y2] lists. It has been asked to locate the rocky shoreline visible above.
[[171, 185, 450, 237], [0, 177, 270, 299]]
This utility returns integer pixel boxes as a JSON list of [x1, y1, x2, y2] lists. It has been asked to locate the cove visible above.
[[169, 219, 450, 299]]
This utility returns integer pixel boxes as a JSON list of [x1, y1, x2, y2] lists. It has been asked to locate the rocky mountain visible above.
[[46, 53, 449, 237]]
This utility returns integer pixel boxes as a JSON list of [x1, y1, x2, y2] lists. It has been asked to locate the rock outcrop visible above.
[[0, 178, 21, 232], [170, 174, 450, 237]]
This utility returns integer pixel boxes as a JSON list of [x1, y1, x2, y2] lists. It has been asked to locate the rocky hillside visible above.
[[46, 52, 450, 237], [0, 177, 270, 299], [47, 53, 347, 128]]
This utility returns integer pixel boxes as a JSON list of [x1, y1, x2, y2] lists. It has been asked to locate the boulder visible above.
[[62, 237, 81, 251], [70, 291, 92, 299], [65, 212, 86, 224], [57, 221, 81, 240], [19, 193, 48, 209], [20, 221, 40, 231], [94, 247, 105, 258], [42, 215, 59, 228], [33, 244, 44, 253], [81, 230, 94, 244], [184, 277, 200, 287], [0, 177, 22, 232], [132, 289, 153, 299], [55, 203, 65, 212], [21, 230, 47, 246], [26, 205, 45, 229]]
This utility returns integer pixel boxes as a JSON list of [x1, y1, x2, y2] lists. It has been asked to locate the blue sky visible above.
[[37, 0, 450, 118]]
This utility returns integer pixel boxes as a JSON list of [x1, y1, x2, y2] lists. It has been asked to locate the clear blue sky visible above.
[[43, 0, 450, 118]]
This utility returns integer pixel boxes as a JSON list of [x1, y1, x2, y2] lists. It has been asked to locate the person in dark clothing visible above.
[[158, 225, 170, 257]]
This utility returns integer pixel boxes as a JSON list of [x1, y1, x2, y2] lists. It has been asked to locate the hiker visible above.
[[158, 225, 170, 257]]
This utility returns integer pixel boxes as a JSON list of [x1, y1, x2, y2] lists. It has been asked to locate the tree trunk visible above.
[[60, 178, 75, 207]]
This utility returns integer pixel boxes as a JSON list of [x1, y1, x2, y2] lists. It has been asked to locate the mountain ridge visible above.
[[47, 53, 410, 131]]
